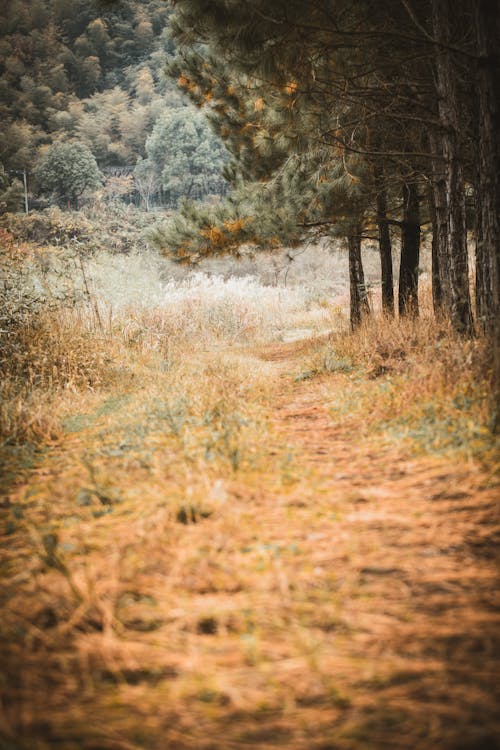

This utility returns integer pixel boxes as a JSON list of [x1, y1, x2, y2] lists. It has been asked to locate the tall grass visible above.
[[1, 232, 497, 750], [304, 309, 496, 457], [115, 273, 313, 350], [0, 261, 317, 449], [1, 307, 116, 445]]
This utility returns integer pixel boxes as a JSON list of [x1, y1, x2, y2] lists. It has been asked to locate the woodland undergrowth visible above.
[[302, 305, 496, 461], [1, 233, 498, 750]]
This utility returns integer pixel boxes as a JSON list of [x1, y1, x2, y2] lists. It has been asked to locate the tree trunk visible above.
[[472, 0, 500, 430], [432, 0, 474, 335], [427, 182, 443, 315], [373, 161, 394, 316], [348, 224, 370, 330], [474, 185, 491, 330], [430, 131, 452, 315], [399, 181, 420, 317]]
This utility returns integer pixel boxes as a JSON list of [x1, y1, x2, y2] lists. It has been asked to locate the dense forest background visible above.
[[0, 0, 228, 209]]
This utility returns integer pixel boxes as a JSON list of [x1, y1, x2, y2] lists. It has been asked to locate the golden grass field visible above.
[[1, 233, 499, 750]]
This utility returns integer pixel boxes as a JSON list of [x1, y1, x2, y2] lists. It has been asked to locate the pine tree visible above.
[[166, 0, 498, 339]]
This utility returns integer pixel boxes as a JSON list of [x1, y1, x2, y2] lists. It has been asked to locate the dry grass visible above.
[[0, 263, 311, 445], [0, 239, 499, 750], [301, 309, 496, 460], [0, 307, 128, 447]]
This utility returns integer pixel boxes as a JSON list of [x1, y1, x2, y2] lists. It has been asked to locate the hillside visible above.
[[0, 0, 228, 210]]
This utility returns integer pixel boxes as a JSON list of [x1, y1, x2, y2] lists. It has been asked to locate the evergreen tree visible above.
[[166, 0, 498, 338]]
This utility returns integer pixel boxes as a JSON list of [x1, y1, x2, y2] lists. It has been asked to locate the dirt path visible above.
[[1, 338, 499, 750], [267, 364, 500, 748]]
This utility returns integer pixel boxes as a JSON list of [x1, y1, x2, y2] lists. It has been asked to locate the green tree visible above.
[[145, 107, 228, 205], [164, 5, 383, 326], [34, 141, 102, 209], [0, 163, 24, 213]]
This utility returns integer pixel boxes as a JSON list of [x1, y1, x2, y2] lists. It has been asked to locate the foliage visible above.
[[144, 107, 228, 205], [0, 0, 170, 150], [152, 147, 369, 260], [0, 0, 230, 210], [0, 164, 24, 212], [34, 142, 103, 208], [1, 206, 93, 245], [0, 203, 152, 255], [151, 198, 256, 261]]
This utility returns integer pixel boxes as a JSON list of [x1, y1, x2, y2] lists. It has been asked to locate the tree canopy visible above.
[[34, 142, 103, 208], [0, 0, 230, 209], [144, 107, 228, 205], [159, 0, 499, 337]]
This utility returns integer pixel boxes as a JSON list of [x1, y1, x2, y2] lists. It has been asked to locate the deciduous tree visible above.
[[34, 141, 103, 209]]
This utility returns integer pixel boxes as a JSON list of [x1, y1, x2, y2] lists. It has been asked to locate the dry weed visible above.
[[1, 234, 498, 750], [302, 312, 496, 459]]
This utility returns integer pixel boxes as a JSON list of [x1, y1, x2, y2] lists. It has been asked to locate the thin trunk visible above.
[[430, 131, 452, 313], [427, 182, 443, 315], [470, 59, 488, 330], [445, 142, 473, 334], [432, 0, 474, 335], [348, 223, 370, 330], [373, 161, 394, 315], [399, 181, 420, 317], [474, 185, 490, 330]]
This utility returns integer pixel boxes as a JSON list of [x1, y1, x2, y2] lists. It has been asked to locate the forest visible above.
[[0, 0, 227, 208], [0, 1, 499, 749]]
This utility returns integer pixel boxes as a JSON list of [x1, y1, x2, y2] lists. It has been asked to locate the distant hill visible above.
[[0, 0, 228, 209]]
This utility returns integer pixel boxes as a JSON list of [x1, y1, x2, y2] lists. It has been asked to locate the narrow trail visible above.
[[257, 340, 500, 747], [1, 335, 499, 750]]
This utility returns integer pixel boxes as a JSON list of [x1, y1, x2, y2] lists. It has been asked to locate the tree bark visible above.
[[373, 161, 394, 316], [429, 131, 452, 316], [427, 182, 443, 315], [431, 0, 474, 335], [348, 224, 370, 330], [474, 185, 491, 329], [472, 0, 500, 429], [399, 181, 420, 317]]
